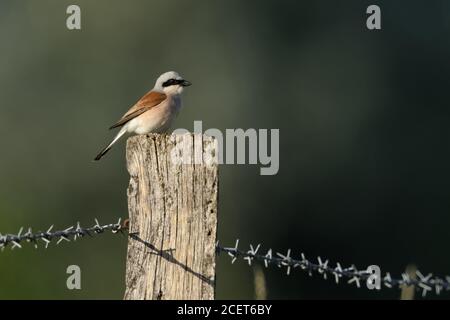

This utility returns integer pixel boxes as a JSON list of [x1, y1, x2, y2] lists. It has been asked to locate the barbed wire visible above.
[[1, 219, 449, 297], [0, 218, 126, 250], [216, 239, 450, 297]]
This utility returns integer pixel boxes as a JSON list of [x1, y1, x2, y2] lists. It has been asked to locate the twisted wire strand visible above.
[[0, 218, 126, 250], [216, 239, 450, 297]]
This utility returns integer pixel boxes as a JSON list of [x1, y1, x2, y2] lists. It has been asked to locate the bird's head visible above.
[[154, 71, 191, 95]]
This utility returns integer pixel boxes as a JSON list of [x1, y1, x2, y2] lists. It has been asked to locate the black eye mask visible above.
[[162, 78, 191, 87], [162, 78, 183, 87]]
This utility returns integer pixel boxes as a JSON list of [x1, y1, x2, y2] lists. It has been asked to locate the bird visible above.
[[94, 71, 191, 161]]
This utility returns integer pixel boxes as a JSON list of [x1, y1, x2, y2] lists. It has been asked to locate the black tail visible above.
[[94, 146, 112, 161], [93, 128, 127, 161]]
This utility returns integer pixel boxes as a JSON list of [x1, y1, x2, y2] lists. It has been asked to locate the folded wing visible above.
[[109, 91, 167, 129]]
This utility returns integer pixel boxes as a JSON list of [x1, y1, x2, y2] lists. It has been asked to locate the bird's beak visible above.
[[181, 80, 192, 87]]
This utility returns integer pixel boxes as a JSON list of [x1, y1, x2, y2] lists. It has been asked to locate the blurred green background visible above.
[[1, 0, 450, 299]]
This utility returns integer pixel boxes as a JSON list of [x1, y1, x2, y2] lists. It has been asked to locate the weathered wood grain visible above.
[[124, 133, 218, 300]]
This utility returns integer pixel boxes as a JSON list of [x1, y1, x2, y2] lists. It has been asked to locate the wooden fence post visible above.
[[123, 133, 218, 300]]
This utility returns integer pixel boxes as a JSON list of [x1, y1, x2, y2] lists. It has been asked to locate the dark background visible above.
[[0, 0, 449, 299]]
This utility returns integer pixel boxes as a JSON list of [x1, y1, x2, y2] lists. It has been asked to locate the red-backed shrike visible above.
[[94, 71, 191, 161]]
